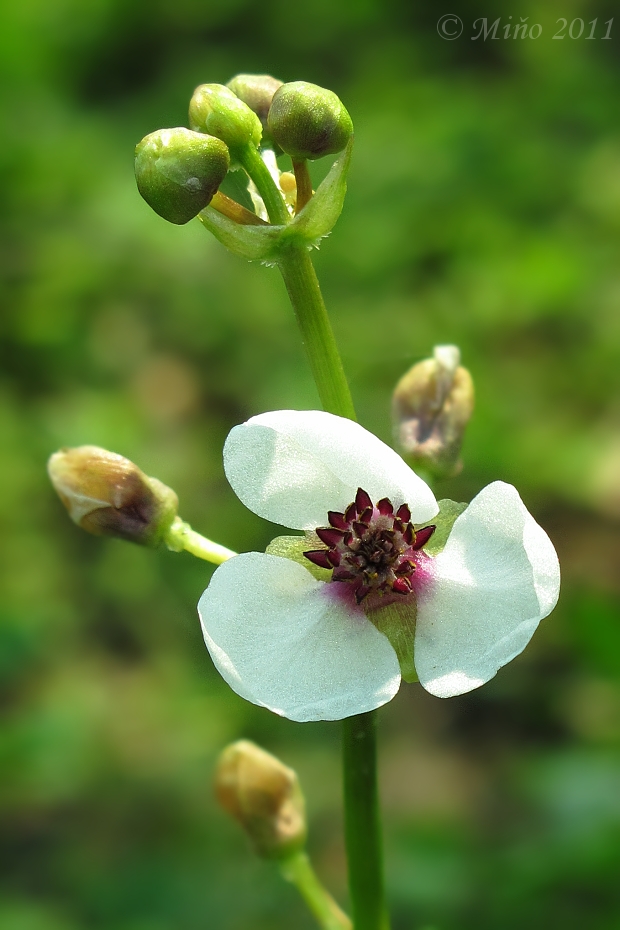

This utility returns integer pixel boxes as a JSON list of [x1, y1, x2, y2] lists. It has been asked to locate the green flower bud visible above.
[[267, 81, 353, 160], [226, 73, 283, 134], [135, 128, 229, 225], [215, 740, 307, 860], [189, 83, 262, 152], [48, 446, 178, 547], [392, 346, 475, 479]]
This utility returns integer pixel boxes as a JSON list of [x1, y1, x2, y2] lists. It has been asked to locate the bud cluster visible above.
[[134, 74, 353, 234]]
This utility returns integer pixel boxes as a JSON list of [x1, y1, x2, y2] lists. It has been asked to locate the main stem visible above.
[[277, 245, 388, 929], [342, 714, 389, 930], [278, 245, 356, 421]]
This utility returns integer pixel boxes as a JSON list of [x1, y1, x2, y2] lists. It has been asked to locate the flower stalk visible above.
[[210, 190, 270, 226], [238, 143, 289, 225], [165, 517, 237, 565], [279, 851, 353, 930], [292, 158, 313, 213]]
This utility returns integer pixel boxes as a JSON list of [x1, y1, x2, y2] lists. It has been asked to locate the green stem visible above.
[[239, 144, 289, 226], [277, 242, 388, 928], [292, 157, 313, 213], [277, 246, 356, 420], [165, 517, 237, 565], [343, 713, 389, 930], [279, 851, 352, 930]]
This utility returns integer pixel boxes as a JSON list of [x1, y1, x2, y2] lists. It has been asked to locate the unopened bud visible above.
[[267, 81, 353, 160], [189, 83, 262, 152], [135, 127, 230, 225], [48, 446, 178, 546], [226, 73, 283, 137], [215, 740, 306, 860], [392, 345, 475, 478]]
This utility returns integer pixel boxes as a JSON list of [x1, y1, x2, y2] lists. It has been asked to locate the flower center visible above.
[[304, 487, 436, 604]]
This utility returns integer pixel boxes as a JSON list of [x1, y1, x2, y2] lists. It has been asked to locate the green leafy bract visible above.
[[421, 499, 467, 556]]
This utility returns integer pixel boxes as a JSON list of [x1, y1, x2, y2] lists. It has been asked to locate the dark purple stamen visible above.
[[328, 510, 348, 531], [327, 548, 341, 566], [392, 577, 411, 595], [377, 498, 393, 516], [355, 488, 373, 513], [303, 487, 436, 604], [412, 524, 436, 549], [305, 549, 333, 569], [316, 526, 345, 548]]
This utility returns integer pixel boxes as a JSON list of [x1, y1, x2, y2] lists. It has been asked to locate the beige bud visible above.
[[47, 446, 178, 546], [392, 345, 474, 478], [215, 740, 306, 860], [226, 73, 283, 127]]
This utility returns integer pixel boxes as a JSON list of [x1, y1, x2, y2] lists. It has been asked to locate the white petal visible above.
[[223, 410, 438, 530], [414, 481, 560, 698], [198, 552, 401, 722]]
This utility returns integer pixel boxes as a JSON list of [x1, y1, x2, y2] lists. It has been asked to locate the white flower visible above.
[[198, 410, 560, 722]]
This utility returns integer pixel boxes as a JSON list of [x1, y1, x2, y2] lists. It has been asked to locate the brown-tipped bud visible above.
[[226, 73, 283, 135], [392, 345, 475, 479], [267, 81, 353, 160], [215, 740, 307, 860], [47, 446, 178, 546]]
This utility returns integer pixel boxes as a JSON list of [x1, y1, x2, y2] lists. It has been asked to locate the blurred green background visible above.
[[2, 0, 620, 927]]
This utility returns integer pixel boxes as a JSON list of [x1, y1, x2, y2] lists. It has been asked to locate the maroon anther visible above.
[[392, 577, 411, 595], [305, 549, 333, 570], [355, 487, 373, 513], [377, 497, 393, 516], [316, 527, 345, 548], [303, 488, 437, 603], [328, 510, 348, 531], [413, 524, 436, 549], [327, 548, 341, 566]]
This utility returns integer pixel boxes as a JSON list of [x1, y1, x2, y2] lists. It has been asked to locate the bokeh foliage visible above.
[[1, 0, 620, 927]]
